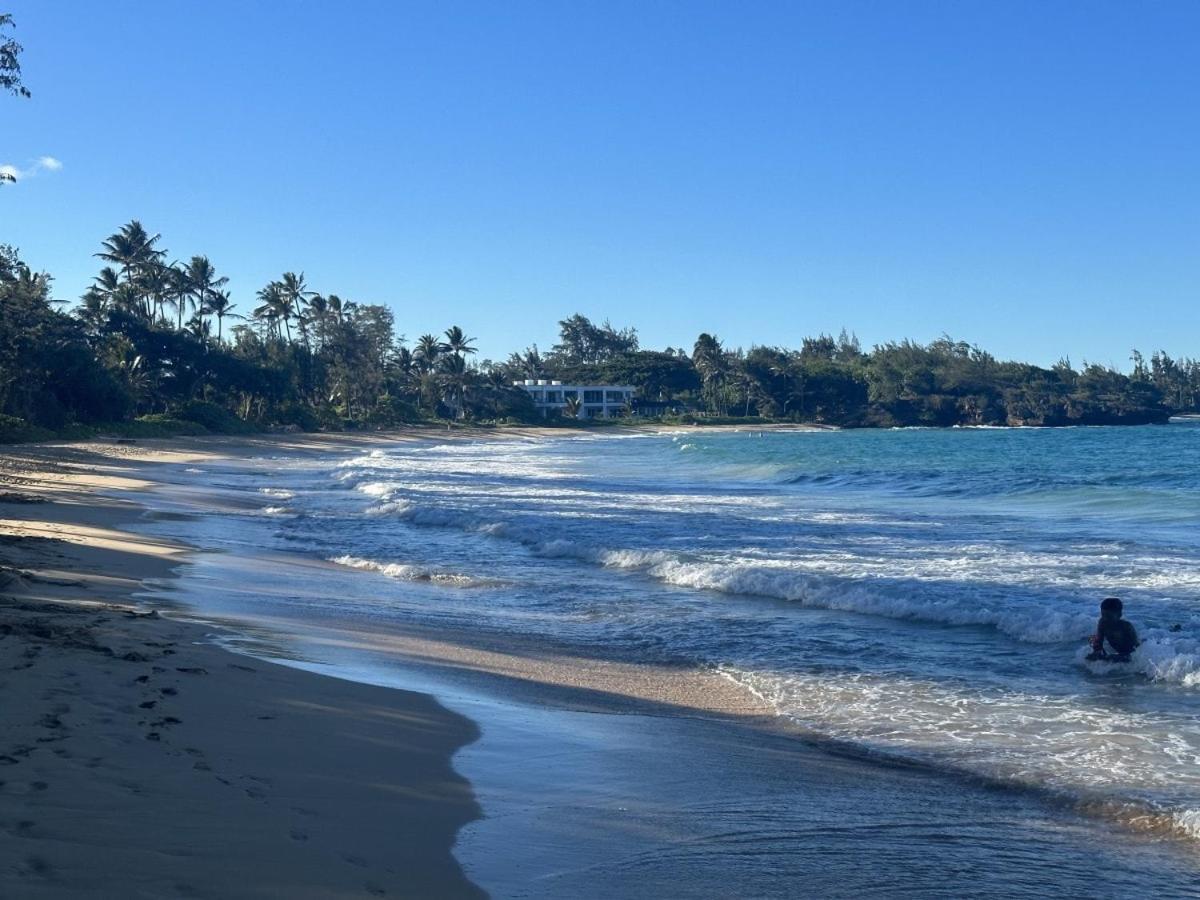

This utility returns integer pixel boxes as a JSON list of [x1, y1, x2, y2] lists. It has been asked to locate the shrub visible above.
[[114, 416, 209, 438], [174, 400, 255, 434], [0, 414, 54, 444], [272, 402, 320, 432], [366, 395, 420, 427]]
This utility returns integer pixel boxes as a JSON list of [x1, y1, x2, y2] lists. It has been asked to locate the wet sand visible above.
[[0, 439, 482, 898]]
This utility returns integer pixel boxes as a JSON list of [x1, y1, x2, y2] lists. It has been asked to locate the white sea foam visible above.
[[720, 662, 1200, 831], [328, 555, 498, 588]]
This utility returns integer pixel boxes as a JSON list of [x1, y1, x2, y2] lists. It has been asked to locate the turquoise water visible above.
[[169, 422, 1200, 843]]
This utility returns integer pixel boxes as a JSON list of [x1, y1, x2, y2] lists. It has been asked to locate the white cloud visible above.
[[0, 155, 64, 182]]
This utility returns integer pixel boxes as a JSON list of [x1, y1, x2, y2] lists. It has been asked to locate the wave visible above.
[[328, 554, 501, 588], [357, 497, 1200, 683], [361, 496, 1118, 645]]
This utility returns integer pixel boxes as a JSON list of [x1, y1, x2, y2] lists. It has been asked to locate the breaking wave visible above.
[[329, 554, 501, 589]]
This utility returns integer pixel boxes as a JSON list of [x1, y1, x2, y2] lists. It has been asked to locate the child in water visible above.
[[1087, 597, 1139, 662]]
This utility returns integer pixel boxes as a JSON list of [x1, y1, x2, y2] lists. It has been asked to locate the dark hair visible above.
[[1101, 597, 1123, 614]]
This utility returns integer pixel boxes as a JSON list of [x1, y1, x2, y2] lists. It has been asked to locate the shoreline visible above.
[[6, 433, 1200, 896], [0, 441, 484, 898]]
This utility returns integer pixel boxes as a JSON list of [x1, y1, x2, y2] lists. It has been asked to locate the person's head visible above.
[[1100, 597, 1123, 621]]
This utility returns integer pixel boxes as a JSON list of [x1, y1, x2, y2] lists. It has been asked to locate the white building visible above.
[[514, 379, 635, 419]]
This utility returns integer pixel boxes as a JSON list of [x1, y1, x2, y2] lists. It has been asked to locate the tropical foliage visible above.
[[1, 225, 1196, 442]]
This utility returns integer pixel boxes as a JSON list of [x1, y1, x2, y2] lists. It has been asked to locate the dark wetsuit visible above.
[[1089, 619, 1139, 661]]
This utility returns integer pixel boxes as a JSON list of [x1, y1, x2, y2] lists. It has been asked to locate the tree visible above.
[[692, 333, 728, 415], [414, 333, 442, 373], [442, 325, 476, 359], [438, 352, 474, 419], [0, 12, 27, 184], [183, 256, 228, 333], [205, 289, 237, 344], [0, 246, 128, 425], [279, 272, 315, 349], [95, 221, 165, 296], [254, 281, 291, 342], [0, 13, 28, 98], [552, 313, 638, 364]]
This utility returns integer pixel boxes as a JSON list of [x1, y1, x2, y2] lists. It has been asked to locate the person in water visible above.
[[1087, 597, 1139, 662]]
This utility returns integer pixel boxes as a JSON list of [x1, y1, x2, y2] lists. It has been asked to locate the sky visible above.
[[2, 0, 1197, 368]]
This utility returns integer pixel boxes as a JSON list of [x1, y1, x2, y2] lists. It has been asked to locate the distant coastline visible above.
[[2, 228, 1195, 444]]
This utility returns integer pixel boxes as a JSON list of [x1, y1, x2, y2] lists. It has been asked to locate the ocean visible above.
[[143, 422, 1200, 892]]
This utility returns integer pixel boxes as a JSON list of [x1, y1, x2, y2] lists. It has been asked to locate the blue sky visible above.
[[3, 1, 1197, 367]]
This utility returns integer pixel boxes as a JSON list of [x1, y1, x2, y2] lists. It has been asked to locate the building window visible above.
[[606, 391, 627, 403], [583, 390, 604, 404], [545, 391, 562, 403]]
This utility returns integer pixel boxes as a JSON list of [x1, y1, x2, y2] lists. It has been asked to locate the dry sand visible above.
[[0, 438, 484, 899]]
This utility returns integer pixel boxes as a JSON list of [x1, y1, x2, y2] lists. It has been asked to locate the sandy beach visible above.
[[0, 436, 485, 898]]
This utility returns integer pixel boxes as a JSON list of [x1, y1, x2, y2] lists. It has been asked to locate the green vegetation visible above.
[[0, 226, 1195, 444]]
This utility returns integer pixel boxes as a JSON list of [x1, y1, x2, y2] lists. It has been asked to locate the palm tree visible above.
[[184, 256, 228, 332], [141, 261, 175, 325], [205, 289, 238, 344], [89, 267, 121, 309], [280, 272, 315, 348], [415, 333, 442, 374], [254, 281, 290, 342], [95, 220, 163, 281], [186, 315, 211, 344], [438, 352, 473, 419], [169, 263, 193, 331], [305, 294, 328, 349], [95, 221, 165, 319], [520, 346, 544, 378], [563, 395, 582, 419], [442, 325, 476, 359]]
